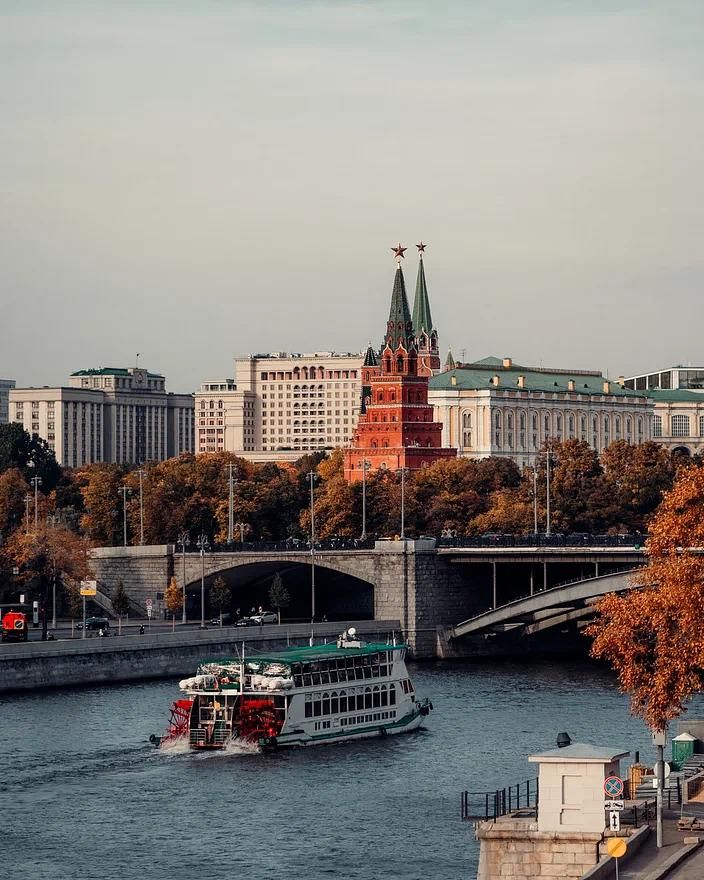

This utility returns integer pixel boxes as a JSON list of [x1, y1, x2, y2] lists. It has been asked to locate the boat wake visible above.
[[154, 736, 260, 757]]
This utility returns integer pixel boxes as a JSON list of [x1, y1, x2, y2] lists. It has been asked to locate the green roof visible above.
[[202, 641, 406, 667], [71, 367, 164, 378], [384, 265, 414, 351], [643, 388, 704, 402], [412, 256, 434, 337], [430, 363, 646, 398]]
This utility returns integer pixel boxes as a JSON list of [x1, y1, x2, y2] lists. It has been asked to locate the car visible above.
[[209, 613, 233, 626], [76, 616, 110, 632], [249, 611, 278, 625], [235, 616, 258, 627]]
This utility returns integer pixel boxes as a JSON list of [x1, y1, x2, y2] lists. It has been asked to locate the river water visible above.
[[2, 659, 695, 880]]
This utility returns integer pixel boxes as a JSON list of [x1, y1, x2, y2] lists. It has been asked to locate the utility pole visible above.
[[196, 533, 209, 629], [533, 467, 538, 535], [30, 476, 42, 532], [118, 486, 131, 547], [24, 494, 32, 535], [227, 464, 236, 545], [546, 452, 551, 536], [177, 532, 189, 624], [234, 522, 247, 544], [396, 467, 408, 540], [136, 468, 146, 545], [307, 471, 316, 621]]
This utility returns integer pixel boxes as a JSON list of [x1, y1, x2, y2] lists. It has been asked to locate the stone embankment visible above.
[[0, 620, 400, 694]]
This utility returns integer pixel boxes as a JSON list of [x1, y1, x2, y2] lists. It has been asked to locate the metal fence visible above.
[[439, 533, 646, 549], [461, 778, 539, 821]]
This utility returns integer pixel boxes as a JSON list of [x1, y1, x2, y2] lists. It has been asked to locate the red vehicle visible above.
[[1, 609, 28, 643]]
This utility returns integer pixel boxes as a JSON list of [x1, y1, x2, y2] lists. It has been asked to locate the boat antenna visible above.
[[309, 630, 314, 647]]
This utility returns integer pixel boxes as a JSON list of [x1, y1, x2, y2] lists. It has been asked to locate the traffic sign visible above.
[[606, 838, 627, 858], [609, 811, 621, 832], [605, 800, 624, 811], [79, 580, 97, 597], [145, 597, 153, 608], [652, 728, 667, 747], [147, 607, 152, 619], [604, 776, 624, 798], [653, 762, 671, 780]]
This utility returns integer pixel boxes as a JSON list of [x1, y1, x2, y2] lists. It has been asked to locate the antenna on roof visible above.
[[136, 353, 140, 369]]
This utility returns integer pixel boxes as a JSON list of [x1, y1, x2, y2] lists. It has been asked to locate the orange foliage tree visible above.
[[587, 464, 704, 729]]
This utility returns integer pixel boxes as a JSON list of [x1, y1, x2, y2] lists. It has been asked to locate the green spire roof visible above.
[[363, 343, 378, 367], [412, 255, 434, 336], [445, 350, 456, 370], [385, 264, 413, 350]]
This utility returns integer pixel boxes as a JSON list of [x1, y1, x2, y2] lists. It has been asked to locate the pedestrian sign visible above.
[[604, 776, 624, 798]]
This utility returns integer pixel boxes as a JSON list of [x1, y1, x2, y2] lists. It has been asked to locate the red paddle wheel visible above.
[[161, 698, 194, 746], [237, 697, 281, 744]]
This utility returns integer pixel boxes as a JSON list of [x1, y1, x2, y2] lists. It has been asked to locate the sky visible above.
[[1, 1, 703, 392]]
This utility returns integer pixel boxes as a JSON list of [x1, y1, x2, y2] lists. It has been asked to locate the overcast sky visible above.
[[2, 1, 702, 392]]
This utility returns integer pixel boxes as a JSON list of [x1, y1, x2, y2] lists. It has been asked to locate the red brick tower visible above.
[[344, 245, 456, 482]]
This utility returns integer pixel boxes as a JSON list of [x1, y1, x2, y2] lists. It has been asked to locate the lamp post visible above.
[[47, 514, 59, 629], [177, 532, 189, 624], [532, 468, 538, 535], [196, 533, 209, 629], [545, 452, 552, 536], [118, 486, 132, 547], [307, 471, 317, 621], [360, 459, 371, 540], [136, 468, 146, 545], [30, 476, 42, 532], [234, 522, 248, 544], [227, 464, 236, 545], [396, 467, 409, 540], [24, 494, 32, 535]]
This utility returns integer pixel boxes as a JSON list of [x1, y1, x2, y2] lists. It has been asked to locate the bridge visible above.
[[88, 537, 647, 659]]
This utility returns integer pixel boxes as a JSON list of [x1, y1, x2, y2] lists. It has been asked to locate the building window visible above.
[[672, 414, 690, 437], [700, 415, 704, 437], [653, 415, 662, 437]]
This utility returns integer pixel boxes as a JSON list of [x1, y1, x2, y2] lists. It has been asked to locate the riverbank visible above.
[[0, 619, 400, 694]]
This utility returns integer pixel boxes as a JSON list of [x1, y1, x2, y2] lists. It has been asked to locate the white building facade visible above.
[[195, 353, 364, 462], [623, 365, 704, 457], [11, 366, 194, 467], [430, 357, 653, 469], [0, 379, 16, 425]]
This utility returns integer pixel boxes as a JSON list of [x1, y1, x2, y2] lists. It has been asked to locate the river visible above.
[[1, 659, 693, 880]]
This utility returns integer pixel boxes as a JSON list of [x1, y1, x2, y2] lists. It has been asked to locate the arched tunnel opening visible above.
[[184, 562, 374, 623]]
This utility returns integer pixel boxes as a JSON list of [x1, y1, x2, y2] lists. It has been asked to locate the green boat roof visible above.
[[201, 641, 406, 667]]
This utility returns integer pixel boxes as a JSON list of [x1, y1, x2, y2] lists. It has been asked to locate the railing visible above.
[[684, 769, 704, 804], [189, 729, 206, 745], [439, 533, 646, 549], [179, 537, 376, 553], [461, 778, 538, 821]]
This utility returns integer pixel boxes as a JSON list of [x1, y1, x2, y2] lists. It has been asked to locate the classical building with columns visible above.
[[429, 357, 654, 468]]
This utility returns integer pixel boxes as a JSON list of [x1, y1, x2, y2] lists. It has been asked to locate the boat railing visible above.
[[460, 778, 538, 821], [189, 729, 206, 745]]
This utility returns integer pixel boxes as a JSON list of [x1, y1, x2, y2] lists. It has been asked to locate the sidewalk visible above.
[[618, 813, 702, 879]]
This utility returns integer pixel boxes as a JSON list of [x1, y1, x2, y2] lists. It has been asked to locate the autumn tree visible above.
[[543, 440, 615, 533], [112, 579, 131, 628], [164, 576, 183, 625], [0, 468, 30, 538], [210, 575, 231, 624], [76, 463, 125, 545], [268, 572, 291, 623], [587, 463, 704, 729], [2, 524, 90, 639], [601, 440, 674, 532]]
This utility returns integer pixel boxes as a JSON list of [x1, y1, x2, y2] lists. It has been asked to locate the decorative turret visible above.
[[412, 243, 441, 375], [445, 349, 456, 371], [384, 244, 415, 354]]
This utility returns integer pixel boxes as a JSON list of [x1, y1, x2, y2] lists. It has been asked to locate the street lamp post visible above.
[[545, 452, 552, 536], [47, 514, 59, 629], [24, 493, 32, 535], [227, 464, 236, 545], [136, 469, 146, 545], [196, 533, 209, 629], [177, 532, 189, 624], [30, 476, 42, 531], [360, 459, 371, 540], [307, 471, 317, 621], [533, 468, 538, 535], [118, 486, 132, 547], [396, 467, 408, 540], [234, 522, 248, 544]]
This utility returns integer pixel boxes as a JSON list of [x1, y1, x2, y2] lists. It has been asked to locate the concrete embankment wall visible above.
[[0, 620, 400, 695]]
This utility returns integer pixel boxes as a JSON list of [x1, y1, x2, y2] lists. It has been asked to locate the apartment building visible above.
[[0, 379, 15, 424]]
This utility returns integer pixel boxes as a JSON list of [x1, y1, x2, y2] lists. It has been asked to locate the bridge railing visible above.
[[438, 533, 646, 549], [176, 537, 377, 554]]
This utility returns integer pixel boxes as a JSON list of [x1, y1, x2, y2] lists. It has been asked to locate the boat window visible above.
[[364, 687, 373, 709], [322, 692, 331, 715], [312, 672, 322, 686], [320, 669, 330, 685], [328, 668, 339, 683], [313, 693, 322, 717], [304, 694, 312, 718], [339, 690, 347, 712], [330, 691, 339, 714], [390, 685, 396, 705], [381, 687, 388, 707], [303, 672, 313, 687], [372, 686, 381, 708]]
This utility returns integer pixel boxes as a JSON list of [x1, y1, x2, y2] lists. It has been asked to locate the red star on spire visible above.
[[416, 241, 427, 254], [391, 243, 407, 260]]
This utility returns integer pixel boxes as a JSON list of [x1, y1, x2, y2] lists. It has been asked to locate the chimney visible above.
[[492, 375, 500, 387], [603, 381, 610, 394], [567, 379, 575, 392], [451, 375, 457, 386], [502, 357, 512, 369], [517, 375, 525, 389], [617, 376, 625, 387]]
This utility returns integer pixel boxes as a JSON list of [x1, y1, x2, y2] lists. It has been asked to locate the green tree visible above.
[[601, 440, 674, 532], [210, 575, 231, 624], [268, 572, 291, 623], [0, 423, 62, 490], [112, 579, 131, 622]]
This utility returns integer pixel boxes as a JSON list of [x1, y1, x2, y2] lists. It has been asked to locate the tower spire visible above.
[[385, 246, 413, 351], [412, 243, 433, 337]]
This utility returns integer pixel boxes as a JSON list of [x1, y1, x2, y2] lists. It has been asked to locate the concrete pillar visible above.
[[543, 561, 547, 591], [530, 566, 534, 596], [595, 561, 599, 578], [492, 561, 497, 609]]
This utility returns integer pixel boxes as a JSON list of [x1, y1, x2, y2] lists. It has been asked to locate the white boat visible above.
[[152, 628, 432, 750]]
